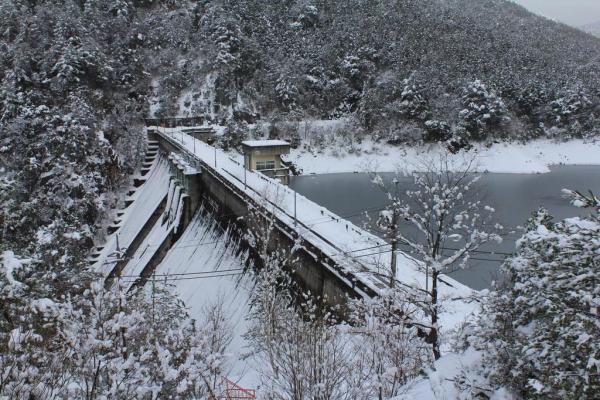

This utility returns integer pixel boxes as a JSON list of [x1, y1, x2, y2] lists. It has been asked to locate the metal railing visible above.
[[145, 116, 207, 128], [256, 167, 290, 179]]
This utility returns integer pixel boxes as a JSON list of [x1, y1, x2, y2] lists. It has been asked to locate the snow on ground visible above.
[[0, 250, 31, 288], [149, 207, 257, 388], [394, 347, 514, 400], [287, 138, 600, 175], [175, 72, 220, 119], [148, 78, 161, 118], [152, 127, 477, 336], [93, 153, 170, 276]]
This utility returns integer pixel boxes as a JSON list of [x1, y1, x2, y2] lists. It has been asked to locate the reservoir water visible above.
[[290, 166, 600, 290]]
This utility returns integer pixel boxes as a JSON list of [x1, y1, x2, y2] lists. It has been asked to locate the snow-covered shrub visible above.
[[546, 89, 596, 138], [219, 120, 248, 150], [349, 290, 432, 398], [549, 89, 592, 124], [244, 232, 348, 399], [479, 191, 600, 399], [424, 119, 452, 142], [394, 75, 430, 121], [0, 278, 230, 399], [247, 286, 356, 399], [246, 258, 430, 399], [515, 83, 549, 118], [384, 120, 427, 144]]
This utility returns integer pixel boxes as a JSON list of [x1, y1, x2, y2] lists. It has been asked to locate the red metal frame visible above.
[[222, 377, 256, 399]]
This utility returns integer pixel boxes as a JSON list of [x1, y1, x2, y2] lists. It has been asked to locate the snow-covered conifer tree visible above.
[[546, 88, 595, 138], [480, 190, 599, 399], [458, 80, 509, 140]]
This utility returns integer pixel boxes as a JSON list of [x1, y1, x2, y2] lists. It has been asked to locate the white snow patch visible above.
[[288, 138, 600, 175], [395, 347, 514, 400], [31, 298, 59, 315], [63, 231, 82, 240], [1, 250, 31, 288]]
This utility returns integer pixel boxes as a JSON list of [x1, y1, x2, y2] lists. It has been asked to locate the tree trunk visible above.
[[430, 270, 441, 360], [389, 209, 398, 287]]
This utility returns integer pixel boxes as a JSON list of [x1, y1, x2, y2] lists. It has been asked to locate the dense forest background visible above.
[[153, 0, 600, 143], [1, 0, 599, 310]]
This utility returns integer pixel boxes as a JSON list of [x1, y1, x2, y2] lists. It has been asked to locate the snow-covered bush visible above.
[[246, 258, 431, 400], [479, 191, 600, 399], [349, 291, 432, 398], [545, 89, 596, 138], [424, 119, 452, 142], [247, 284, 356, 399], [0, 277, 230, 399], [394, 75, 430, 121]]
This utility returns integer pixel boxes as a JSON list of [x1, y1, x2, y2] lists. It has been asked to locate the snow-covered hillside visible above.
[[150, 0, 600, 144]]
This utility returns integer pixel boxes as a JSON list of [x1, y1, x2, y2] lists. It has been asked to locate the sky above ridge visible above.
[[513, 0, 600, 27]]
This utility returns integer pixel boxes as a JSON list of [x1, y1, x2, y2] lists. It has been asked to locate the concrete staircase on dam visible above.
[[90, 141, 203, 289], [88, 141, 163, 265]]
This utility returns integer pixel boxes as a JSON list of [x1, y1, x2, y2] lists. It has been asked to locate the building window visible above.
[[256, 160, 275, 170]]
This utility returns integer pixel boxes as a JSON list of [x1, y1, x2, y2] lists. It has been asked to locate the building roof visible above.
[[241, 140, 290, 148]]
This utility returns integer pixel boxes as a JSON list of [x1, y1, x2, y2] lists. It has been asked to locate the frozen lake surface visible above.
[[290, 166, 600, 289]]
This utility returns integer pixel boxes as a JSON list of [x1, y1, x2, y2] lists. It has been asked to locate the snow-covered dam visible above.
[[90, 125, 476, 331]]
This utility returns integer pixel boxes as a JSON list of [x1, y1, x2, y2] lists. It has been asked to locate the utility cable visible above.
[[118, 268, 245, 279], [352, 247, 506, 263], [119, 271, 245, 284]]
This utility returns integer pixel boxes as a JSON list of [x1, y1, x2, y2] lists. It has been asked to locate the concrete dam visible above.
[[90, 126, 474, 317]]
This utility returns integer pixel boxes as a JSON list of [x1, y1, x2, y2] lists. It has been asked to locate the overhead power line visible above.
[[352, 247, 506, 264], [119, 271, 245, 284], [118, 268, 245, 279]]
